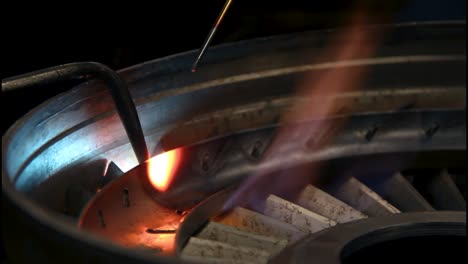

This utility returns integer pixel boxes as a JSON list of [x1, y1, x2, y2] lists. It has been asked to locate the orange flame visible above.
[[147, 148, 182, 192]]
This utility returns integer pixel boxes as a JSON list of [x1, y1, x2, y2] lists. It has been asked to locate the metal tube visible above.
[[1, 62, 150, 164]]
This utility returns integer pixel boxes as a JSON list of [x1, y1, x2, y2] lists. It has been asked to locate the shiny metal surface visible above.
[[79, 162, 183, 256], [2, 21, 466, 264], [2, 62, 150, 165]]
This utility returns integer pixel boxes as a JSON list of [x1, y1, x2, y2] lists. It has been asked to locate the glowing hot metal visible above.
[[147, 148, 183, 192]]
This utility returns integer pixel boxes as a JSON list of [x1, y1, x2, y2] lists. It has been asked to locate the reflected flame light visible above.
[[147, 148, 183, 192], [223, 12, 382, 212]]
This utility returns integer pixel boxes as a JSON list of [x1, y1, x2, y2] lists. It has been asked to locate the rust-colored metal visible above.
[[214, 207, 305, 243], [79, 162, 183, 256]]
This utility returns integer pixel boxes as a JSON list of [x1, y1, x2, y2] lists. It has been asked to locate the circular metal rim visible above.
[[2, 20, 466, 263], [271, 211, 466, 264], [4, 21, 466, 190]]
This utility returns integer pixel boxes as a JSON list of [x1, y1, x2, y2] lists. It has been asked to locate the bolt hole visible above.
[[251, 141, 263, 159], [202, 154, 210, 171], [123, 188, 130, 207], [146, 228, 176, 234], [98, 209, 105, 228], [426, 123, 440, 137], [365, 126, 378, 141]]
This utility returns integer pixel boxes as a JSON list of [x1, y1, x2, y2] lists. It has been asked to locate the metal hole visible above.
[[365, 126, 379, 141], [146, 228, 176, 234], [426, 123, 440, 137], [251, 141, 263, 159], [123, 188, 130, 207], [202, 154, 210, 171], [98, 209, 105, 228]]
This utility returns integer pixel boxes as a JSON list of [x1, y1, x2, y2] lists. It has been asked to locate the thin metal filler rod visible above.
[[191, 0, 234, 72]]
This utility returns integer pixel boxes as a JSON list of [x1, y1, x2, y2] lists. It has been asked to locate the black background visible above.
[[1, 0, 464, 136]]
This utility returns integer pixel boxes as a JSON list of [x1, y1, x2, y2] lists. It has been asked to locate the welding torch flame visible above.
[[222, 13, 381, 212], [147, 148, 183, 192]]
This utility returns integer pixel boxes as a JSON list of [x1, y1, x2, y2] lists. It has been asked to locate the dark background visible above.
[[1, 0, 465, 136]]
